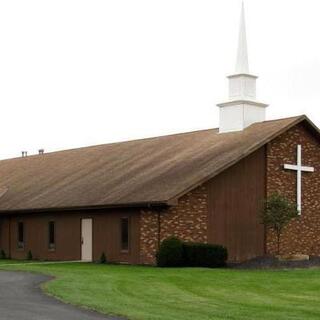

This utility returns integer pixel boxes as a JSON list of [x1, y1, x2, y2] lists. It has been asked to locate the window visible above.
[[121, 217, 129, 251], [48, 221, 55, 250], [17, 222, 24, 249]]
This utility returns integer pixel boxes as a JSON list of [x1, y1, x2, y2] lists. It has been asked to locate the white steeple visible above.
[[235, 2, 249, 74], [217, 2, 268, 133]]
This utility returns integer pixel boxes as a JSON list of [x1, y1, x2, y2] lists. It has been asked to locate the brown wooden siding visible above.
[[0, 218, 10, 256], [0, 209, 140, 263], [206, 147, 266, 262]]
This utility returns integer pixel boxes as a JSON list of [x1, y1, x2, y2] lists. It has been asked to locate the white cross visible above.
[[284, 145, 314, 215]]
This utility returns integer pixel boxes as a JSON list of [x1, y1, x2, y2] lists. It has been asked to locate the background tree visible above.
[[260, 192, 299, 256]]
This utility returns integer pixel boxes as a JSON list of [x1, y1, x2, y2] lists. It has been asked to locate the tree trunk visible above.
[[276, 232, 281, 256]]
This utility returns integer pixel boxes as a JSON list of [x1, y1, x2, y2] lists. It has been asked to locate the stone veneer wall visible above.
[[266, 123, 320, 256], [140, 185, 208, 265]]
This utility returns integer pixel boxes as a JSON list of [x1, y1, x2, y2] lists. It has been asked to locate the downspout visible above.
[[264, 144, 268, 255], [8, 216, 11, 259], [157, 209, 161, 250]]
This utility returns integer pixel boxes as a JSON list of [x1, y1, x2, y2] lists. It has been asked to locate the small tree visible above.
[[27, 250, 33, 261], [99, 252, 107, 264], [0, 249, 6, 259], [261, 192, 299, 255]]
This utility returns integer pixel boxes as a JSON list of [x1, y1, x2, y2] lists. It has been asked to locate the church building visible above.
[[0, 5, 319, 264]]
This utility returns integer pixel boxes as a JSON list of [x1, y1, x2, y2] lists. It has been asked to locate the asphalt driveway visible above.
[[0, 271, 120, 320]]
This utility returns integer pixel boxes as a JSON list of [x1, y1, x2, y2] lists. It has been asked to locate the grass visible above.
[[1, 260, 320, 320]]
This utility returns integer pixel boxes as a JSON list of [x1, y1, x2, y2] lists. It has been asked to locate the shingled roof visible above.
[[0, 115, 316, 213]]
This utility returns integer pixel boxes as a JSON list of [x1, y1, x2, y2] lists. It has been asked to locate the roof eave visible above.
[[0, 200, 170, 215]]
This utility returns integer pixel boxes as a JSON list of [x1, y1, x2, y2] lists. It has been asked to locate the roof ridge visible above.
[[0, 127, 219, 162], [0, 115, 306, 164], [261, 115, 305, 123]]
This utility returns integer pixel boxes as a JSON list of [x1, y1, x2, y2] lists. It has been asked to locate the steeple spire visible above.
[[235, 2, 249, 74], [216, 2, 268, 133]]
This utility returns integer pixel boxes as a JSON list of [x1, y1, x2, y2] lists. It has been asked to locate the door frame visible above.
[[80, 218, 93, 262]]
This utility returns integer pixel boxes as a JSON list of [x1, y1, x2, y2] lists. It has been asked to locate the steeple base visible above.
[[217, 100, 268, 133]]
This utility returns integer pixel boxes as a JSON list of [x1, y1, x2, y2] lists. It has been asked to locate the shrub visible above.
[[156, 237, 184, 267], [183, 242, 228, 268], [0, 249, 6, 259], [27, 250, 33, 261], [100, 252, 107, 264], [157, 237, 228, 268]]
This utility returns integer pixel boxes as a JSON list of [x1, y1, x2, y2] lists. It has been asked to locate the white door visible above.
[[81, 218, 93, 261]]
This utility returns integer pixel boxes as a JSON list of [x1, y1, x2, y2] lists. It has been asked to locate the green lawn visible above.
[[1, 260, 320, 320]]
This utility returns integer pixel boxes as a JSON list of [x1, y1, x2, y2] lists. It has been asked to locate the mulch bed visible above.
[[229, 255, 320, 269]]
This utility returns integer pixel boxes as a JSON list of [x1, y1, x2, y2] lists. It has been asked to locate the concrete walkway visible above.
[[0, 271, 121, 320]]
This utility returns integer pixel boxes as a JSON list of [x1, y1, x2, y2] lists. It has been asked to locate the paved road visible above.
[[0, 271, 121, 320]]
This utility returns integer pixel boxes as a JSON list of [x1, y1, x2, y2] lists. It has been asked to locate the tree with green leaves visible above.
[[99, 252, 107, 264], [260, 192, 299, 256], [27, 250, 33, 261], [0, 249, 6, 259]]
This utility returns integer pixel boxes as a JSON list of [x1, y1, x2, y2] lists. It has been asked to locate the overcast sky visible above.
[[0, 0, 319, 159]]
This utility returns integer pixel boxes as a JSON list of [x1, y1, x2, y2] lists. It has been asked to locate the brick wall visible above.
[[140, 185, 208, 265], [140, 121, 320, 264], [140, 209, 159, 265], [266, 123, 320, 256]]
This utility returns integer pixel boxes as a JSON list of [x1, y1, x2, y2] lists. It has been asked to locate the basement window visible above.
[[121, 217, 129, 252], [48, 221, 55, 250], [17, 222, 24, 249]]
